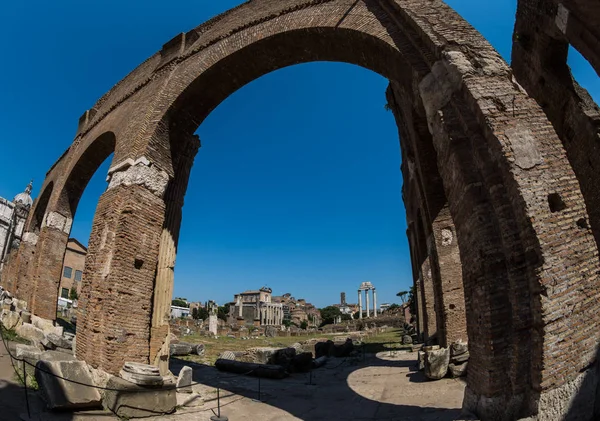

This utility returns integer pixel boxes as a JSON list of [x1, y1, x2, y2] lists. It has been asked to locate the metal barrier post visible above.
[[210, 387, 229, 421]]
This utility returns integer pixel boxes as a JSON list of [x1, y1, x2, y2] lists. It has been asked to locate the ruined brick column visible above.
[[28, 214, 72, 320], [428, 210, 467, 347], [419, 258, 437, 341], [150, 133, 200, 374], [76, 159, 169, 375], [4, 232, 37, 300]]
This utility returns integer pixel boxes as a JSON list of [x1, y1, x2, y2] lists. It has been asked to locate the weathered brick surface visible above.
[[3, 0, 599, 418], [76, 184, 165, 374]]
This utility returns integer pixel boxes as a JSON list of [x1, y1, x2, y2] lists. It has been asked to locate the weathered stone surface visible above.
[[450, 341, 468, 356], [271, 347, 296, 368], [20, 311, 31, 324], [13, 299, 27, 311], [402, 334, 413, 345], [170, 343, 192, 356], [35, 360, 102, 410], [15, 344, 42, 364], [422, 345, 440, 352], [40, 350, 76, 362], [219, 351, 236, 361], [46, 333, 73, 350], [103, 376, 176, 418], [16, 323, 45, 343], [122, 361, 161, 376], [176, 366, 193, 393], [424, 348, 450, 380], [193, 343, 205, 356], [452, 352, 470, 364], [31, 315, 63, 336], [1, 310, 22, 329], [448, 361, 468, 378]]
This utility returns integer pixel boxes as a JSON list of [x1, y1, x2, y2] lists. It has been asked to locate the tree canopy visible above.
[[319, 306, 342, 326]]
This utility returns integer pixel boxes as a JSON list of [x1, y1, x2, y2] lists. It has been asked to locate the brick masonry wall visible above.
[[6, 0, 600, 418]]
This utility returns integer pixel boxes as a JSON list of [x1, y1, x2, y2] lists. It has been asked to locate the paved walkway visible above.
[[0, 344, 466, 421]]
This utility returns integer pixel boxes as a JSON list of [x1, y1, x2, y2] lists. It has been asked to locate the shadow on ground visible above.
[[170, 333, 464, 421]]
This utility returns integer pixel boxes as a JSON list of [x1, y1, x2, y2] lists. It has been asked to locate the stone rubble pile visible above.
[[0, 286, 74, 357], [215, 337, 357, 378], [419, 341, 469, 380]]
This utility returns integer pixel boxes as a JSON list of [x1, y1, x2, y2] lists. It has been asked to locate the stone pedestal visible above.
[[103, 376, 176, 418]]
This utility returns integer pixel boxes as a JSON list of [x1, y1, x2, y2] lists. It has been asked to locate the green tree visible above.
[[194, 307, 208, 320], [353, 311, 361, 320], [396, 291, 409, 304], [388, 303, 400, 311], [171, 299, 188, 308], [319, 306, 342, 326], [341, 314, 352, 321], [282, 319, 292, 328], [217, 303, 230, 321], [300, 320, 308, 330], [69, 286, 78, 301]]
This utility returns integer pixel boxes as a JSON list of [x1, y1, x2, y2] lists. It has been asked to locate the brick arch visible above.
[[51, 1, 598, 419], [10, 132, 117, 319]]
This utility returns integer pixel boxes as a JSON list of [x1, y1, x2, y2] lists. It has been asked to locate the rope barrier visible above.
[[0, 320, 378, 418]]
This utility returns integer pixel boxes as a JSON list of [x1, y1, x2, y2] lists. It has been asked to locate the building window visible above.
[[61, 288, 69, 299], [63, 267, 72, 278], [75, 270, 83, 281]]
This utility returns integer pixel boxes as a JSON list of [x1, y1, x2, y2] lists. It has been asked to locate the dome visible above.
[[13, 180, 33, 208]]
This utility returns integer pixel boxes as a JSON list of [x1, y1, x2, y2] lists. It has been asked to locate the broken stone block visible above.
[[315, 340, 335, 358], [451, 351, 470, 364], [31, 315, 63, 336], [451, 341, 468, 356], [40, 350, 76, 362], [16, 323, 45, 343], [35, 360, 102, 410], [15, 344, 42, 364], [169, 342, 192, 356], [218, 350, 236, 361], [13, 299, 27, 311], [103, 376, 177, 418], [292, 352, 313, 372], [20, 311, 31, 324], [46, 333, 73, 350], [176, 366, 193, 393], [424, 347, 450, 380], [333, 339, 354, 357], [402, 334, 413, 345], [120, 362, 164, 387], [193, 343, 205, 356], [448, 361, 468, 378], [41, 335, 57, 350], [1, 310, 22, 330]]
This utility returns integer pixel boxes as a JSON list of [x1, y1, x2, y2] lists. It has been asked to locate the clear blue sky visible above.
[[0, 1, 597, 308]]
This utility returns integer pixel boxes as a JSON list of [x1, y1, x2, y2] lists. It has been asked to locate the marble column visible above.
[[373, 289, 377, 318], [358, 290, 363, 319], [365, 290, 370, 318], [238, 296, 243, 318]]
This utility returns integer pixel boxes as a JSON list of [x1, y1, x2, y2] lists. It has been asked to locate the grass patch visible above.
[[1, 327, 30, 345], [13, 363, 39, 390]]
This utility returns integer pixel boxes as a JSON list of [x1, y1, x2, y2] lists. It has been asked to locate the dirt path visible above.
[[0, 345, 466, 421]]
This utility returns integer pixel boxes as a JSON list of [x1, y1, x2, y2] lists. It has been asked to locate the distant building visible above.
[[0, 181, 33, 272], [58, 238, 87, 299], [229, 287, 284, 326], [171, 305, 190, 319], [379, 303, 391, 312]]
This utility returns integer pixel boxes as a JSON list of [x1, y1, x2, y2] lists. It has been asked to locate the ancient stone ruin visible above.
[[0, 1, 599, 420]]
